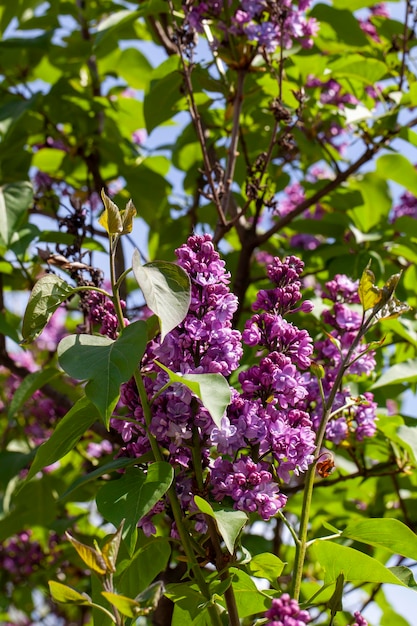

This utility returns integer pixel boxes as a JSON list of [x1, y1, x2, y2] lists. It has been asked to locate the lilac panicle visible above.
[[302, 274, 378, 444]]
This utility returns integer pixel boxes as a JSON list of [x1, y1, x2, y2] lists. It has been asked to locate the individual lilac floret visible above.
[[211, 457, 287, 520], [265, 593, 311, 625]]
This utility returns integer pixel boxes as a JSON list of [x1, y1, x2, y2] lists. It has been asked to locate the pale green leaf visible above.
[[49, 581, 93, 606], [66, 532, 108, 575], [155, 362, 231, 428], [372, 358, 417, 389], [194, 496, 247, 554], [132, 250, 191, 341], [376, 154, 417, 195], [342, 518, 417, 561]]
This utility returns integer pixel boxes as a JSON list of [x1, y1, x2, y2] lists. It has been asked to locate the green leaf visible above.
[[372, 358, 417, 389], [396, 425, 417, 464], [26, 397, 99, 480], [358, 264, 382, 312], [117, 538, 171, 596], [66, 532, 108, 575], [0, 180, 33, 245], [0, 476, 58, 540], [59, 456, 151, 500], [117, 47, 153, 89], [194, 496, 247, 554], [331, 56, 387, 84], [229, 568, 269, 617], [389, 566, 417, 589], [144, 57, 184, 133], [96, 462, 173, 553], [49, 581, 93, 606], [101, 592, 142, 617], [22, 275, 75, 343], [32, 148, 66, 175], [328, 573, 344, 618], [311, 541, 413, 587], [376, 154, 417, 195], [342, 518, 417, 561], [348, 173, 391, 232], [246, 553, 285, 588], [132, 250, 191, 341], [57, 320, 148, 427], [155, 362, 231, 428], [102, 520, 125, 573], [8, 367, 60, 420]]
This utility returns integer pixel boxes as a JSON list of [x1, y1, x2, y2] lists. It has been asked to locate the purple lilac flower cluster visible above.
[[0, 531, 45, 584], [306, 77, 358, 109], [185, 0, 318, 52], [358, 3, 389, 42], [114, 238, 318, 526], [211, 256, 316, 506], [113, 234, 242, 489], [390, 189, 417, 222], [84, 290, 127, 339], [303, 274, 377, 444], [265, 593, 311, 625]]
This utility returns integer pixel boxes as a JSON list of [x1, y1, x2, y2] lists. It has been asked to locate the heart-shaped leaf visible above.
[[58, 321, 147, 427], [132, 250, 190, 341]]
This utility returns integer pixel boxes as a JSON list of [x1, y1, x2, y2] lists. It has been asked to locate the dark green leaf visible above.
[[22, 275, 75, 343], [57, 320, 147, 426], [96, 462, 173, 553], [0, 181, 33, 245]]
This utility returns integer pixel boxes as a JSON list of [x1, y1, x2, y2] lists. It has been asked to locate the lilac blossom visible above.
[[351, 611, 368, 626], [307, 77, 358, 108], [265, 593, 311, 625], [302, 274, 378, 444], [211, 457, 287, 520], [390, 189, 417, 222], [84, 290, 127, 339], [184, 0, 318, 51]]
